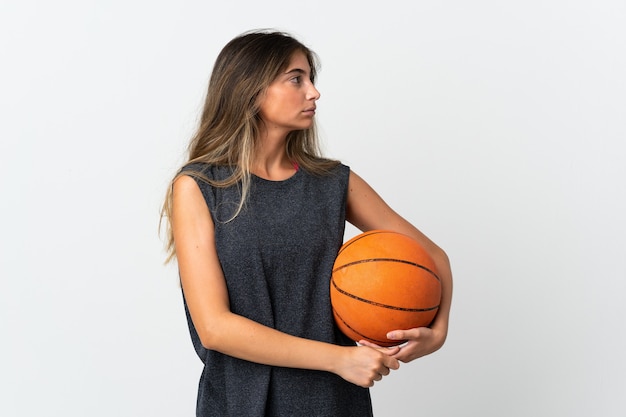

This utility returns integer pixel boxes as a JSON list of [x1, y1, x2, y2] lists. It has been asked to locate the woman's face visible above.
[[258, 51, 320, 135]]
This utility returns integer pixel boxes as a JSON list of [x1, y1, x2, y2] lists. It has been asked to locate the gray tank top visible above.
[[182, 163, 373, 417]]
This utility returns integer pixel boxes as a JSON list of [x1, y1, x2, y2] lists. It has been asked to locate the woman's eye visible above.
[[291, 76, 302, 84]]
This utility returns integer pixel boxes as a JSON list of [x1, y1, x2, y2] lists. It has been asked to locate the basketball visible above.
[[330, 230, 441, 347]]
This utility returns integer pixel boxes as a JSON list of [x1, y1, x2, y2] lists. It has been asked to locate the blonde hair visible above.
[[161, 30, 339, 262]]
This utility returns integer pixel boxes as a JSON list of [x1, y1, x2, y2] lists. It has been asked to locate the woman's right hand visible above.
[[333, 345, 400, 388]]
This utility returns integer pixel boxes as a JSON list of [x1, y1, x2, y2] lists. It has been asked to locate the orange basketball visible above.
[[330, 230, 441, 347]]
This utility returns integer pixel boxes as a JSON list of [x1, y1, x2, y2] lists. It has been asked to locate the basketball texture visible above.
[[330, 230, 441, 347]]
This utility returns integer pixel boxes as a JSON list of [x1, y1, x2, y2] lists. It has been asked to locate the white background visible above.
[[1, 1, 625, 416]]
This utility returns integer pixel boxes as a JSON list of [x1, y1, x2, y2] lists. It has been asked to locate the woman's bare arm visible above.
[[172, 174, 400, 386], [345, 171, 453, 362]]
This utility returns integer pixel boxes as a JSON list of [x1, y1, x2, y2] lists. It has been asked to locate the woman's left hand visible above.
[[359, 326, 447, 363]]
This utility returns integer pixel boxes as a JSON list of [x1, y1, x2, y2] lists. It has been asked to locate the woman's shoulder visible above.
[[328, 161, 350, 178], [301, 160, 350, 188], [301, 155, 349, 175], [180, 162, 235, 181]]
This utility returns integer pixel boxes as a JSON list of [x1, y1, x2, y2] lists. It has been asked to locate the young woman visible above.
[[162, 30, 452, 417]]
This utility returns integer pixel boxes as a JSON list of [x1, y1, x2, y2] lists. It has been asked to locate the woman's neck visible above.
[[251, 132, 295, 181]]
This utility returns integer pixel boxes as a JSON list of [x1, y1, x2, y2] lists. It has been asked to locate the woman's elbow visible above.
[[195, 315, 229, 351], [197, 329, 220, 351], [430, 245, 451, 275]]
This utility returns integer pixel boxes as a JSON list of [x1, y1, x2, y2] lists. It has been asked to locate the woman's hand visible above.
[[333, 345, 401, 388], [359, 325, 447, 363]]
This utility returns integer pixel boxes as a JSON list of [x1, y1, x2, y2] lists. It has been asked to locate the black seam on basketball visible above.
[[332, 308, 401, 345], [333, 258, 441, 282], [331, 279, 440, 312], [337, 230, 390, 256]]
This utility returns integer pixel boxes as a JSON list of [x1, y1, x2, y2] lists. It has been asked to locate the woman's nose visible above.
[[308, 84, 321, 100]]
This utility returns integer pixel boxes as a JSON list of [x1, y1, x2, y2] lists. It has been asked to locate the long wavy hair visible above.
[[161, 30, 339, 262]]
